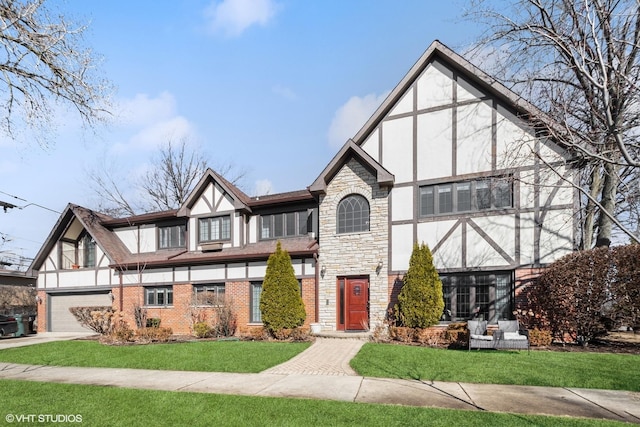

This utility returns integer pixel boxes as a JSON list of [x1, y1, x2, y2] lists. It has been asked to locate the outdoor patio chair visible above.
[[467, 320, 494, 350], [494, 320, 530, 351]]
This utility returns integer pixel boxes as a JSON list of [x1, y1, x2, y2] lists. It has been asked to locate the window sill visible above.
[[334, 230, 371, 237], [143, 306, 174, 309], [419, 207, 515, 220], [200, 242, 226, 252], [259, 235, 308, 241]]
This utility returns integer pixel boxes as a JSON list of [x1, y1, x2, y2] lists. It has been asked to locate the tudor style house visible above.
[[30, 41, 575, 334]]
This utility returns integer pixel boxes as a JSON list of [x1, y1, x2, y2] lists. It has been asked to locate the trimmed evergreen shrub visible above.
[[530, 243, 640, 345], [260, 241, 306, 335], [395, 242, 444, 328], [193, 321, 212, 338]]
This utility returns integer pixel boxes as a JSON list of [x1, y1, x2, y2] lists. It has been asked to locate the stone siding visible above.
[[318, 158, 389, 330]]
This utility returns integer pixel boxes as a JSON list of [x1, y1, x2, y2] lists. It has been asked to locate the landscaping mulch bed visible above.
[[544, 332, 640, 355]]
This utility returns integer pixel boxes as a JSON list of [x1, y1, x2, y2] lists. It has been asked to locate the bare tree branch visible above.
[[0, 0, 112, 146], [467, 0, 640, 246], [87, 138, 246, 216]]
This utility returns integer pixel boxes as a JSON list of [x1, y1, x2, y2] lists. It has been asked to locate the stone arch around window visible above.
[[337, 194, 370, 234]]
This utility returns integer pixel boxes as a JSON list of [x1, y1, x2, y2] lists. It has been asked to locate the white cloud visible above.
[[254, 179, 273, 196], [128, 117, 193, 150], [327, 91, 390, 149], [110, 92, 197, 153], [204, 0, 279, 37], [116, 91, 177, 127]]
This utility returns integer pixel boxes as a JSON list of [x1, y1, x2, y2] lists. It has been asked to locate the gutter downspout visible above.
[[313, 252, 319, 323], [119, 271, 124, 312]]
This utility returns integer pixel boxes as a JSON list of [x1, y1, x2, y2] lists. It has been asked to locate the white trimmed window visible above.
[[199, 216, 231, 242]]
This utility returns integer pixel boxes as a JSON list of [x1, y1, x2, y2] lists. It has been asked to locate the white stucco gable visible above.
[[190, 181, 236, 215]]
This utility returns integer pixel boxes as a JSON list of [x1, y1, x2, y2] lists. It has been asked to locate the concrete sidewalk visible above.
[[0, 335, 639, 423], [1, 361, 639, 423]]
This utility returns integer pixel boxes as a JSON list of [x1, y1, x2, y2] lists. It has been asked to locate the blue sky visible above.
[[0, 0, 483, 268]]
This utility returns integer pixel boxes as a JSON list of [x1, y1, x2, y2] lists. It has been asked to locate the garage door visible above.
[[48, 292, 112, 332]]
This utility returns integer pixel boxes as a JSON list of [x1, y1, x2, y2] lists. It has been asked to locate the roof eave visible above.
[[309, 140, 395, 194], [110, 248, 318, 270]]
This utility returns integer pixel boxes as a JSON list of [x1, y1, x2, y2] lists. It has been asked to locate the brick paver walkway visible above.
[[262, 337, 366, 376]]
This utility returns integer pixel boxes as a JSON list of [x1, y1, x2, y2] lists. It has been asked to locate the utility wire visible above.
[[0, 190, 61, 214]]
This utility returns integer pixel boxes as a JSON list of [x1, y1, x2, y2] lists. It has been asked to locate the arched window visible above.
[[337, 194, 370, 234]]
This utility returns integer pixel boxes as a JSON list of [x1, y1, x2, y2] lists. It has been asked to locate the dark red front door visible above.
[[345, 278, 369, 331]]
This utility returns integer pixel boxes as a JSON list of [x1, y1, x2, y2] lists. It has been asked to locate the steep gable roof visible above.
[[352, 40, 553, 147], [177, 168, 252, 216], [29, 204, 131, 272], [309, 139, 394, 194]]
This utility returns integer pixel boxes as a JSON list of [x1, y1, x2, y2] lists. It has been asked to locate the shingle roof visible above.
[[112, 236, 318, 270], [30, 202, 318, 273]]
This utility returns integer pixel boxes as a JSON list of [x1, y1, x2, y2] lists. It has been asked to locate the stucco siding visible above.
[[391, 186, 413, 221], [191, 264, 225, 282], [456, 102, 493, 175], [382, 117, 413, 183], [417, 62, 453, 110], [417, 109, 453, 180], [361, 128, 380, 162]]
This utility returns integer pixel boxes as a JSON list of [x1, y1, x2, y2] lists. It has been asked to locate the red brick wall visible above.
[[301, 278, 316, 325], [230, 281, 251, 327], [36, 290, 46, 333], [109, 278, 317, 335]]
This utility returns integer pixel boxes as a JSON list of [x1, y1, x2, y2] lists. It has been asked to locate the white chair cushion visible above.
[[503, 332, 527, 340], [471, 334, 493, 341]]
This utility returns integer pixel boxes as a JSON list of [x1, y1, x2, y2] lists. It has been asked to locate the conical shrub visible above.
[[260, 241, 306, 334], [395, 242, 444, 328]]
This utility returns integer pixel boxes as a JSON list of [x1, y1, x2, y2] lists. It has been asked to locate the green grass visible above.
[[0, 340, 310, 372], [0, 379, 626, 427], [350, 343, 640, 391]]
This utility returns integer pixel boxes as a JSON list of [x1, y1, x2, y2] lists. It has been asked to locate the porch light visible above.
[[376, 260, 383, 275], [320, 265, 326, 278]]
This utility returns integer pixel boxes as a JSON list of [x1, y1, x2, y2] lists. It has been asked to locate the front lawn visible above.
[[0, 379, 626, 426], [0, 340, 310, 373], [350, 344, 640, 391]]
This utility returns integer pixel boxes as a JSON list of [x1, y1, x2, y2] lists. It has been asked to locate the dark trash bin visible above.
[[13, 314, 25, 337], [26, 315, 36, 334]]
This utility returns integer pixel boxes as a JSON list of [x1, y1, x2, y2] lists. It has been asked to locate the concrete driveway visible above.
[[0, 332, 96, 350]]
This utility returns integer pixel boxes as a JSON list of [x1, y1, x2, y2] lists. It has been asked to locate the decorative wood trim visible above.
[[431, 218, 463, 255], [467, 219, 515, 265]]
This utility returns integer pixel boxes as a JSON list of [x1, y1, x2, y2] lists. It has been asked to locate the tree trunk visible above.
[[596, 162, 619, 246], [582, 166, 603, 249]]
